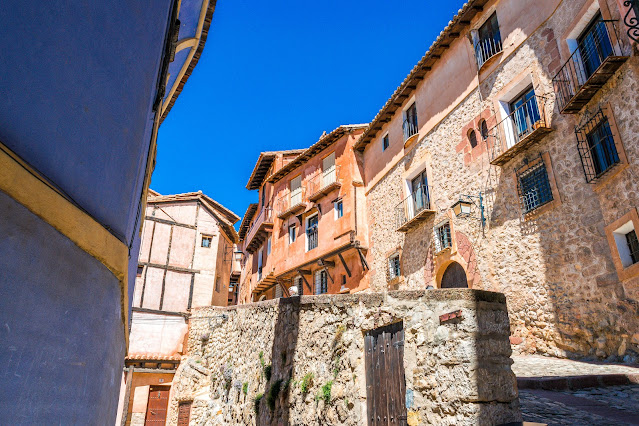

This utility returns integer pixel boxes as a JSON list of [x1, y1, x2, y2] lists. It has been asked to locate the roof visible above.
[[147, 191, 240, 243], [246, 149, 305, 191], [353, 0, 488, 152], [126, 353, 181, 362], [266, 124, 368, 184], [238, 203, 259, 241], [160, 0, 218, 123]]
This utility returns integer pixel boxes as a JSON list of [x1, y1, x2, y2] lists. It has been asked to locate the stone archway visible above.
[[440, 261, 468, 288]]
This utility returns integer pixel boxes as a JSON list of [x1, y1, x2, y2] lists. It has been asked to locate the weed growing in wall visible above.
[[254, 393, 263, 416], [242, 382, 249, 395], [316, 381, 333, 404], [264, 364, 272, 381], [300, 372, 314, 394], [266, 379, 283, 411]]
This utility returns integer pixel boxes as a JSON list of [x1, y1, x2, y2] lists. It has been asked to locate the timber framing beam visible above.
[[144, 215, 196, 229], [139, 262, 200, 274]]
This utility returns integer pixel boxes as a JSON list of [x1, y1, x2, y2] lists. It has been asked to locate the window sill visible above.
[[434, 247, 452, 257], [593, 163, 628, 192], [522, 198, 561, 221]]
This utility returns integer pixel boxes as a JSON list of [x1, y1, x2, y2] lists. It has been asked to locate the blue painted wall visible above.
[[0, 1, 173, 244], [0, 192, 125, 423]]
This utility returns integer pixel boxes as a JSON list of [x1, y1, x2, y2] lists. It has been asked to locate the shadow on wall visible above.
[[254, 297, 300, 425]]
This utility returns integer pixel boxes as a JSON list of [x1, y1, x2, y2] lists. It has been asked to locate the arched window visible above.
[[468, 129, 478, 148], [480, 119, 489, 140]]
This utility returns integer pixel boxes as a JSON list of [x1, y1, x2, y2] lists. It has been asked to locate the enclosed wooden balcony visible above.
[[276, 189, 306, 220], [552, 20, 628, 114], [308, 166, 341, 202], [245, 207, 273, 253], [396, 186, 435, 232], [490, 95, 553, 166]]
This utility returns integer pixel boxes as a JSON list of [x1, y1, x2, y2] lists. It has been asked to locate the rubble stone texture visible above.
[[363, 0, 639, 361], [166, 290, 521, 425]]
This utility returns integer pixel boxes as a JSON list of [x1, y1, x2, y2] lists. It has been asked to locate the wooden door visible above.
[[145, 386, 170, 425], [365, 322, 407, 425], [177, 401, 192, 426], [440, 261, 468, 288]]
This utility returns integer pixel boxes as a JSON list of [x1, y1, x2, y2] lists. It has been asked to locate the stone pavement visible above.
[[513, 356, 639, 425]]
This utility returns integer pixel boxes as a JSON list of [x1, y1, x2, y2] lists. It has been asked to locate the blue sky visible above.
[[154, 0, 467, 222]]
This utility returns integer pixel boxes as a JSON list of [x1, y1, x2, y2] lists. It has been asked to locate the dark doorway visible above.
[[145, 386, 170, 425], [364, 321, 407, 425], [440, 262, 468, 288]]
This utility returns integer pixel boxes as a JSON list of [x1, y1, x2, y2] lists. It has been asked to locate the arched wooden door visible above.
[[440, 262, 468, 288]]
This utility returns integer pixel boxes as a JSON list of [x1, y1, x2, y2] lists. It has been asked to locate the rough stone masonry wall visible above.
[[167, 290, 520, 425], [365, 0, 639, 361]]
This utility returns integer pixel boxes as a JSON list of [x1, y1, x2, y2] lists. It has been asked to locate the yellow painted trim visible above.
[[0, 141, 130, 345]]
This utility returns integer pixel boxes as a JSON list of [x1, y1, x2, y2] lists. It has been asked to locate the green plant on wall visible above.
[[242, 381, 249, 395], [254, 393, 263, 416], [266, 379, 283, 411], [315, 381, 333, 404], [264, 364, 272, 381], [299, 372, 314, 394], [259, 351, 265, 367]]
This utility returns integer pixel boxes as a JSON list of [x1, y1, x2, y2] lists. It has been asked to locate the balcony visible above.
[[308, 166, 341, 202], [475, 36, 503, 69], [245, 207, 273, 253], [403, 118, 419, 147], [552, 20, 628, 114], [276, 188, 306, 220], [490, 95, 553, 166], [396, 186, 435, 232], [252, 269, 277, 294]]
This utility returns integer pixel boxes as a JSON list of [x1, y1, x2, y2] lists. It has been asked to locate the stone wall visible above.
[[363, 0, 639, 361], [167, 290, 520, 425]]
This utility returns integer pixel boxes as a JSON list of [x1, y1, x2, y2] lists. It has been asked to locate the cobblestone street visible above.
[[513, 356, 639, 425]]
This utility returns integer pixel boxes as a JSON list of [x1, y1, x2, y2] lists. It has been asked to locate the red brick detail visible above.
[[439, 310, 463, 323], [510, 336, 524, 345]]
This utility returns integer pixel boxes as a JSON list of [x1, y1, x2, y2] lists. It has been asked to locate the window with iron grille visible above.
[[387, 253, 401, 281], [314, 269, 328, 294], [275, 284, 283, 298], [515, 156, 553, 214], [627, 230, 639, 265], [575, 109, 620, 183], [294, 276, 304, 296], [434, 222, 452, 253], [307, 214, 318, 251], [475, 13, 502, 68]]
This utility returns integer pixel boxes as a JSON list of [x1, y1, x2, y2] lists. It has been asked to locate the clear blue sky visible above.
[[154, 0, 467, 223]]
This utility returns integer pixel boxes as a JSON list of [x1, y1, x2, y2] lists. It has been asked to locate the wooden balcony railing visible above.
[[308, 165, 341, 202], [395, 185, 435, 232]]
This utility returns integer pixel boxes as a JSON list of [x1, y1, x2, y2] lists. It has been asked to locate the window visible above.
[[382, 134, 389, 151], [289, 224, 297, 243], [257, 247, 263, 281], [410, 170, 430, 214], [202, 235, 212, 248], [468, 129, 478, 148], [403, 102, 418, 141], [515, 156, 554, 214], [387, 253, 401, 281], [215, 278, 220, 292], [275, 284, 283, 298], [577, 13, 613, 81], [509, 86, 541, 142], [267, 236, 271, 255], [290, 175, 302, 206], [480, 120, 489, 140], [612, 221, 639, 268], [575, 109, 620, 183], [261, 187, 266, 207], [306, 214, 318, 251], [475, 13, 502, 68], [294, 275, 304, 296], [322, 152, 337, 187], [136, 266, 144, 277], [314, 269, 328, 294], [434, 222, 452, 253], [335, 199, 343, 219]]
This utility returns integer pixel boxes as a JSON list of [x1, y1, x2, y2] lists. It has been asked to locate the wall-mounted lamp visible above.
[[451, 193, 486, 232]]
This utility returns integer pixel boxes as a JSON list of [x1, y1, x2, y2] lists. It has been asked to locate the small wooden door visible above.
[[440, 261, 468, 288], [365, 322, 407, 425], [145, 386, 170, 425], [177, 401, 192, 426]]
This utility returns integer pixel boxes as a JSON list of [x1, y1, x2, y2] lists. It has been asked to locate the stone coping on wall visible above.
[[193, 289, 507, 314]]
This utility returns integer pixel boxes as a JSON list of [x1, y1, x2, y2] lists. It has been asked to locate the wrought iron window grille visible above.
[[575, 108, 620, 183], [387, 253, 401, 281], [433, 222, 452, 254], [624, 0, 639, 43], [515, 155, 554, 214], [626, 229, 639, 265]]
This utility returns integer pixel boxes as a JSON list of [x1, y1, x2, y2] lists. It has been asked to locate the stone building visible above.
[[117, 191, 240, 425], [355, 0, 639, 360], [0, 0, 215, 422], [237, 125, 371, 303]]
